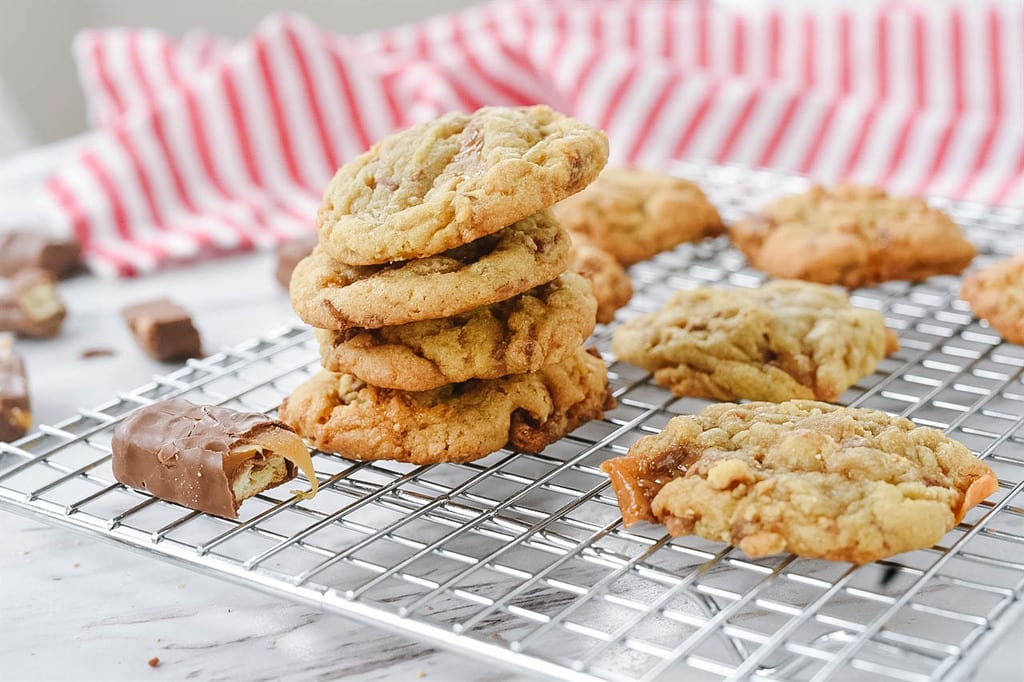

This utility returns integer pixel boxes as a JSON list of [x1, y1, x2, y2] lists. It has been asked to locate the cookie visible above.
[[315, 273, 597, 391], [601, 400, 999, 563], [730, 185, 976, 287], [291, 211, 571, 330], [318, 105, 608, 265], [611, 280, 899, 402], [551, 168, 724, 266], [961, 252, 1024, 345], [568, 233, 633, 324], [279, 348, 615, 464]]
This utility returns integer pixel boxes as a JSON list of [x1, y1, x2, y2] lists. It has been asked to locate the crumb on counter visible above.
[[148, 657, 160, 668]]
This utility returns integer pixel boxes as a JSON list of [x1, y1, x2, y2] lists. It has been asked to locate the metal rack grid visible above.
[[3, 161, 1024, 681]]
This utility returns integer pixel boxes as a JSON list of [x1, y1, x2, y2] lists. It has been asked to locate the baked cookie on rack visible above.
[[567, 233, 633, 324], [600, 400, 999, 564], [290, 212, 570, 330], [730, 185, 976, 287], [315, 273, 597, 391], [318, 105, 608, 265], [552, 167, 724, 266], [960, 252, 1024, 345], [611, 280, 898, 402], [279, 349, 615, 464]]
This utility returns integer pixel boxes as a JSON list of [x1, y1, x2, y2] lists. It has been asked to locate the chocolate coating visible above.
[[275, 235, 317, 290], [122, 298, 202, 362], [0, 341, 30, 442], [0, 232, 81, 279], [111, 398, 297, 518]]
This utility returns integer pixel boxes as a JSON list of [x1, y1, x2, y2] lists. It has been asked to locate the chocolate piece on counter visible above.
[[275, 235, 317, 290], [111, 398, 320, 518], [80, 347, 115, 359], [122, 298, 202, 362], [0, 338, 31, 442], [0, 232, 82, 279], [0, 268, 67, 338]]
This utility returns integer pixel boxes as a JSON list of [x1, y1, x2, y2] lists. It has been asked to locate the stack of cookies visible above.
[[280, 106, 616, 464]]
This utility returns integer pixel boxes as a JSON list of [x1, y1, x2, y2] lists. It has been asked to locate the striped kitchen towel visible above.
[[45, 0, 1024, 276]]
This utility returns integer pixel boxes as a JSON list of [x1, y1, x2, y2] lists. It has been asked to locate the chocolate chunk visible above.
[[122, 298, 202, 362], [0, 231, 81, 279], [0, 338, 31, 442], [80, 347, 115, 359], [275, 235, 317, 290], [0, 268, 67, 338], [111, 398, 319, 518]]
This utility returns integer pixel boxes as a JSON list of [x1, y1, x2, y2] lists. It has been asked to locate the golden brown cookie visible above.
[[279, 349, 615, 464], [318, 105, 608, 265], [730, 185, 976, 287], [551, 168, 724, 266], [568, 233, 633, 324], [612, 280, 898, 402], [291, 211, 570, 330], [314, 273, 597, 391], [961, 252, 1024, 345], [601, 400, 999, 564]]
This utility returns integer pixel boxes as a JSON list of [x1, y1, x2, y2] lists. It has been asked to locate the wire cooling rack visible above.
[[3, 162, 1024, 682]]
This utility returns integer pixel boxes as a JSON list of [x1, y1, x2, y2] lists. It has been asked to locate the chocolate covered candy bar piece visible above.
[[275, 235, 317, 290], [122, 298, 202, 362], [0, 338, 31, 442], [0, 232, 81, 279], [0, 268, 67, 338], [112, 398, 319, 518]]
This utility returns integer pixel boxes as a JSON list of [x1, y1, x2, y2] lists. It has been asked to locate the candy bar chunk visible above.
[[275, 235, 317, 290], [0, 337, 31, 442], [112, 398, 320, 518], [122, 298, 202, 362], [0, 231, 82, 279], [0, 268, 67, 338]]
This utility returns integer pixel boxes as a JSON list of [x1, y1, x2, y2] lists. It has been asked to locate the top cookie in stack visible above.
[[281, 106, 615, 465]]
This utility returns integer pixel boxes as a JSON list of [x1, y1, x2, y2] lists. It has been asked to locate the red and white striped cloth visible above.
[[44, 0, 1024, 276]]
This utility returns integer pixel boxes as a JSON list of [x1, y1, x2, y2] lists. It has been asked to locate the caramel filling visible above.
[[231, 427, 319, 500], [601, 446, 697, 526]]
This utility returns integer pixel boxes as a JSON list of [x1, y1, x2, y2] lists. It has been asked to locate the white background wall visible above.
[[0, 0, 482, 151]]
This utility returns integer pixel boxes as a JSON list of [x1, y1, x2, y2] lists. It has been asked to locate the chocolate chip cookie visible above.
[[315, 273, 597, 391], [279, 348, 615, 464], [568, 233, 633, 324], [291, 211, 570, 330], [318, 105, 608, 265], [730, 185, 976, 287], [601, 400, 998, 563], [552, 168, 724, 266], [961, 252, 1024, 345], [611, 280, 898, 402]]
